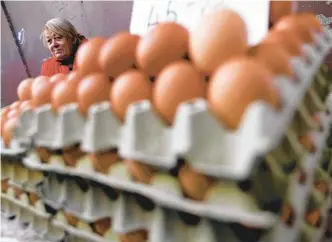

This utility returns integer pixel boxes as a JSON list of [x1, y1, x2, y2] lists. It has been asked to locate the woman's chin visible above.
[[55, 54, 68, 61]]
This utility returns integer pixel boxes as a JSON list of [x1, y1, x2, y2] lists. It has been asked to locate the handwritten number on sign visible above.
[[147, 6, 159, 28], [166, 1, 177, 21], [147, 1, 178, 28]]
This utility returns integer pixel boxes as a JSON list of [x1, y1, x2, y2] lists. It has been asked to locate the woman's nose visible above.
[[51, 41, 60, 48]]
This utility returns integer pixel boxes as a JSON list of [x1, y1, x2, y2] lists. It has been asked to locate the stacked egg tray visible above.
[[1, 156, 69, 242], [2, 31, 332, 242]]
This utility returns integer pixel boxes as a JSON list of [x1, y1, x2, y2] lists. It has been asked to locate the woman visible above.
[[40, 18, 86, 76]]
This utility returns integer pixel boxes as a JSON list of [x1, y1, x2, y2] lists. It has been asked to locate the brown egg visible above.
[[269, 1, 293, 25], [153, 60, 206, 124], [28, 192, 39, 206], [6, 108, 19, 119], [35, 147, 52, 163], [0, 107, 10, 135], [315, 180, 329, 195], [263, 29, 303, 57], [13, 186, 23, 199], [51, 80, 78, 112], [137, 22, 189, 76], [1, 106, 10, 119], [33, 75, 50, 85], [125, 160, 155, 184], [248, 43, 293, 77], [17, 78, 34, 101], [31, 76, 54, 107], [10, 101, 21, 110], [297, 12, 323, 32], [208, 57, 279, 130], [1, 179, 9, 193], [178, 164, 213, 201], [299, 134, 316, 152], [64, 212, 79, 227], [111, 70, 152, 122], [49, 73, 66, 84], [66, 71, 84, 84], [63, 145, 85, 167], [273, 15, 314, 43], [77, 73, 111, 116], [3, 117, 18, 147], [75, 37, 106, 75], [305, 209, 321, 227], [19, 100, 35, 112], [119, 230, 148, 242], [280, 203, 294, 225], [99, 32, 140, 78], [189, 9, 247, 74], [93, 218, 111, 236], [90, 151, 120, 173]]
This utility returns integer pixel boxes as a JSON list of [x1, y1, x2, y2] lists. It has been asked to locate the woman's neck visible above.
[[57, 41, 80, 66]]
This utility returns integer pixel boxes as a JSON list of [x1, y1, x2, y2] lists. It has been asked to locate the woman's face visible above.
[[45, 31, 73, 61]]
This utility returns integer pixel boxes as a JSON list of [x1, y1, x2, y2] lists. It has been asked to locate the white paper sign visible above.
[[130, 0, 270, 45]]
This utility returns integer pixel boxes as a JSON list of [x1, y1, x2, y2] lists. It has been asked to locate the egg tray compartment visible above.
[[8, 29, 331, 172], [52, 209, 119, 242], [1, 155, 45, 191], [23, 143, 331, 242], [119, 56, 332, 182], [298, 183, 332, 242], [12, 35, 332, 183], [21, 94, 332, 216], [32, 171, 284, 242], [28, 105, 332, 240], [0, 207, 53, 242], [40, 185, 279, 242], [0, 137, 30, 156], [52, 206, 284, 242], [250, 116, 331, 242], [272, 155, 332, 242], [36, 173, 118, 222], [1, 193, 53, 238], [3, 181, 55, 218], [1, 184, 70, 242], [26, 159, 330, 242], [23, 151, 278, 229]]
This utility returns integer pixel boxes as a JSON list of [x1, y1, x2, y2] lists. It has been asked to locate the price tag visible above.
[[130, 0, 270, 45]]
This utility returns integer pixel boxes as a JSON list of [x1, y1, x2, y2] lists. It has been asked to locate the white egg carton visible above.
[[23, 153, 277, 229], [22, 94, 331, 216], [268, 152, 332, 242], [18, 105, 330, 242], [1, 158, 44, 190], [7, 28, 330, 182], [0, 138, 28, 156], [119, 35, 332, 180], [1, 187, 68, 242], [14, 108, 36, 144], [3, 125, 331, 242], [45, 191, 274, 242]]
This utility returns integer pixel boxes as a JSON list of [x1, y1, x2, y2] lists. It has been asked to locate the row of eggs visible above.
[[1, 10, 325, 148]]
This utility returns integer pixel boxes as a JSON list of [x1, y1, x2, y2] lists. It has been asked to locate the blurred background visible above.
[[1, 1, 331, 107]]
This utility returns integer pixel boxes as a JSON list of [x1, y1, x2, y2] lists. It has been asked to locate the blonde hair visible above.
[[40, 18, 79, 47]]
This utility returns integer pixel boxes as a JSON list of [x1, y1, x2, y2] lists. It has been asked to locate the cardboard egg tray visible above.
[[0, 183, 69, 242], [1, 28, 331, 242], [4, 29, 331, 180], [1, 155, 44, 191], [19, 128, 332, 242]]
